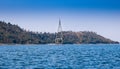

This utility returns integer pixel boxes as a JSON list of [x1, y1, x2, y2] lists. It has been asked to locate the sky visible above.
[[0, 0, 120, 42]]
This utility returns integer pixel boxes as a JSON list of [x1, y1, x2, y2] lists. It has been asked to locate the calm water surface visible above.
[[0, 44, 120, 69]]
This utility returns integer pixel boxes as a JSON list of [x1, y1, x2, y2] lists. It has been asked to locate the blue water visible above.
[[0, 44, 120, 69]]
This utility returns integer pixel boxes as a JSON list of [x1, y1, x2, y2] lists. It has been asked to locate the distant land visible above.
[[0, 21, 119, 44]]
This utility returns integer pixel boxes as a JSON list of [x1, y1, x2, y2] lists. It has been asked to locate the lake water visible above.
[[0, 44, 120, 69]]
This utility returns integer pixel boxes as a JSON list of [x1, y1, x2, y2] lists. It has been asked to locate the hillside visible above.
[[0, 21, 119, 44]]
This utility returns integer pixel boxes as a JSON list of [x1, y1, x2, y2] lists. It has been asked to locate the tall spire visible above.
[[55, 18, 63, 44], [58, 19, 62, 33]]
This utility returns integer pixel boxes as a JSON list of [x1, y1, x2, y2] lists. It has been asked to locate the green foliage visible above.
[[0, 21, 119, 44]]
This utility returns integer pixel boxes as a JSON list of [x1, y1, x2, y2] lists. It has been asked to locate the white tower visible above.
[[55, 19, 63, 44]]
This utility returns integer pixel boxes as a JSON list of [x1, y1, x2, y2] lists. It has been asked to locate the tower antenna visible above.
[[55, 19, 63, 44]]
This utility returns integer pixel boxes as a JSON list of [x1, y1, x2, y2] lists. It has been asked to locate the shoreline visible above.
[[0, 43, 119, 46]]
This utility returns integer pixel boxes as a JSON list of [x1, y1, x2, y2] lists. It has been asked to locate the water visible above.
[[0, 44, 120, 69]]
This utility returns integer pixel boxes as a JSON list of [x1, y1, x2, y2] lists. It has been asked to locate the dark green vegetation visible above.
[[0, 21, 119, 44]]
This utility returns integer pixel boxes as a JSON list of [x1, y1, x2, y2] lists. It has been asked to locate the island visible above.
[[0, 21, 119, 44]]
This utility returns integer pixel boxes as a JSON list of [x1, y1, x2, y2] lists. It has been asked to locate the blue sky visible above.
[[0, 0, 120, 42]]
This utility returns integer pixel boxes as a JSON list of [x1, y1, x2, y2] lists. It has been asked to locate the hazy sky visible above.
[[0, 0, 120, 42]]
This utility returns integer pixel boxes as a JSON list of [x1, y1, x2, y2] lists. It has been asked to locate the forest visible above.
[[0, 21, 119, 44]]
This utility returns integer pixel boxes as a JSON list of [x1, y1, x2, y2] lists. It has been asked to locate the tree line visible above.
[[0, 21, 119, 44]]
